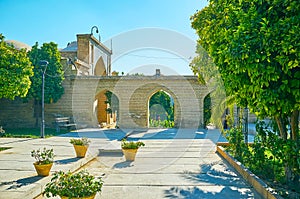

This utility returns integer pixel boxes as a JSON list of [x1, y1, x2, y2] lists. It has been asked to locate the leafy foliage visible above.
[[70, 137, 90, 146], [225, 122, 300, 197], [149, 119, 174, 128], [191, 0, 300, 139], [121, 139, 145, 149], [104, 90, 119, 114], [190, 44, 229, 129], [44, 170, 103, 198], [190, 44, 220, 85], [225, 127, 247, 160], [203, 94, 212, 127], [0, 34, 33, 99], [31, 147, 54, 165], [149, 91, 174, 121], [0, 126, 5, 137], [149, 91, 174, 128], [26, 42, 64, 103]]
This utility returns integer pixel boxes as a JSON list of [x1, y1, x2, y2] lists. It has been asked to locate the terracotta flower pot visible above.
[[122, 148, 138, 161], [73, 145, 88, 158], [61, 194, 96, 199], [33, 162, 53, 176]]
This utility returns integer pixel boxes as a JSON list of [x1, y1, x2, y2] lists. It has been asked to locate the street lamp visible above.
[[243, 107, 249, 144], [90, 25, 101, 41], [40, 60, 48, 138]]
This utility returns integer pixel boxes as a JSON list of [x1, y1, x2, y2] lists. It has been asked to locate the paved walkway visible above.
[[0, 128, 260, 199], [0, 134, 109, 199]]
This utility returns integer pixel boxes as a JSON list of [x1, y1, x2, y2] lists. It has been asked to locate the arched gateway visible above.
[[0, 32, 215, 129], [58, 32, 213, 129], [67, 75, 212, 129]]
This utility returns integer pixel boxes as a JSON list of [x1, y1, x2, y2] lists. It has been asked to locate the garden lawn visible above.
[[0, 147, 11, 152], [2, 128, 68, 138]]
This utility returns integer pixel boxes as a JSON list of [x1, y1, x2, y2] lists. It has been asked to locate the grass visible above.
[[0, 147, 11, 152], [1, 128, 68, 138]]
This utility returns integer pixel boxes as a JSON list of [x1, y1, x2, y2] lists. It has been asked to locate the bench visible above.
[[54, 117, 76, 133]]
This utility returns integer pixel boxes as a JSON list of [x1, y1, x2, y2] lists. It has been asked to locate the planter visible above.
[[61, 194, 96, 199], [73, 145, 88, 158], [122, 148, 138, 161], [33, 162, 53, 176], [216, 145, 283, 199]]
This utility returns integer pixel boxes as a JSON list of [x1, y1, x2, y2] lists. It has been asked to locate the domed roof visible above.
[[5, 40, 32, 51], [60, 41, 78, 52]]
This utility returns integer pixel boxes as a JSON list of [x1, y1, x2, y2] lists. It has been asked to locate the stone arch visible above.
[[94, 56, 106, 76], [94, 89, 119, 127], [69, 76, 205, 129], [129, 83, 180, 128], [148, 89, 175, 128]]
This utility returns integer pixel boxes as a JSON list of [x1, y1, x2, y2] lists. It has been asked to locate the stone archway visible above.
[[128, 83, 183, 128], [69, 76, 209, 129], [94, 89, 119, 128], [148, 89, 175, 128]]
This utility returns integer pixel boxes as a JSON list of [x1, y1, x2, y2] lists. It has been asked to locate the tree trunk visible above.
[[275, 116, 287, 140], [290, 110, 299, 144], [290, 110, 300, 187], [285, 163, 293, 185]]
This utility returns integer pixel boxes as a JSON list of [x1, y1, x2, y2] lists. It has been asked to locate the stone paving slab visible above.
[[0, 128, 260, 199], [100, 185, 256, 199], [71, 137, 262, 199], [103, 173, 246, 187], [0, 135, 106, 199]]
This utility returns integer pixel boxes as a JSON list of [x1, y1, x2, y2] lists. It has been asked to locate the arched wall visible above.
[[129, 84, 179, 127], [69, 76, 211, 129], [147, 88, 176, 127]]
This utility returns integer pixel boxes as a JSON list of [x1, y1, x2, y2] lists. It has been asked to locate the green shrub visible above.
[[31, 148, 54, 165], [121, 139, 145, 149], [70, 137, 90, 146], [44, 170, 103, 198]]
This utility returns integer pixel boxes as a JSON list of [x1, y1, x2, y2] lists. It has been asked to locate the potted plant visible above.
[[121, 139, 145, 161], [70, 137, 90, 158], [31, 147, 54, 176], [44, 170, 103, 199]]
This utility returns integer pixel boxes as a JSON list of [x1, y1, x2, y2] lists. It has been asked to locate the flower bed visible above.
[[216, 143, 283, 199]]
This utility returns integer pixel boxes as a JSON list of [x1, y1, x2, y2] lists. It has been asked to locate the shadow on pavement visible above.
[[164, 186, 253, 199], [113, 161, 134, 169], [55, 157, 80, 165], [0, 176, 43, 190], [164, 161, 255, 199]]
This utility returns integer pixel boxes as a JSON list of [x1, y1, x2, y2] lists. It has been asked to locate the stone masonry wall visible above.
[[0, 76, 211, 129]]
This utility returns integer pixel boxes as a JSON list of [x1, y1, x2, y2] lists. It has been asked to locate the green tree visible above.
[[149, 91, 174, 121], [190, 44, 231, 130], [191, 0, 300, 184], [191, 0, 299, 140], [27, 42, 64, 126], [0, 34, 33, 99], [104, 90, 119, 114]]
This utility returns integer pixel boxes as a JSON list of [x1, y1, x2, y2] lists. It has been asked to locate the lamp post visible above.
[[40, 60, 48, 138], [90, 25, 101, 41], [243, 107, 249, 144]]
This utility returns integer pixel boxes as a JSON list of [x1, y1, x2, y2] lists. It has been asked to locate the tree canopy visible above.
[[0, 34, 33, 99], [149, 91, 174, 121], [26, 42, 64, 103], [191, 0, 300, 140]]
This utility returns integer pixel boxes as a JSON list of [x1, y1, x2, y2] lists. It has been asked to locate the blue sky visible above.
[[0, 0, 208, 75]]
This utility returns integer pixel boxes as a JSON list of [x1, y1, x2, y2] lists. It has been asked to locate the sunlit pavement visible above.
[[77, 128, 261, 199], [0, 127, 260, 199]]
